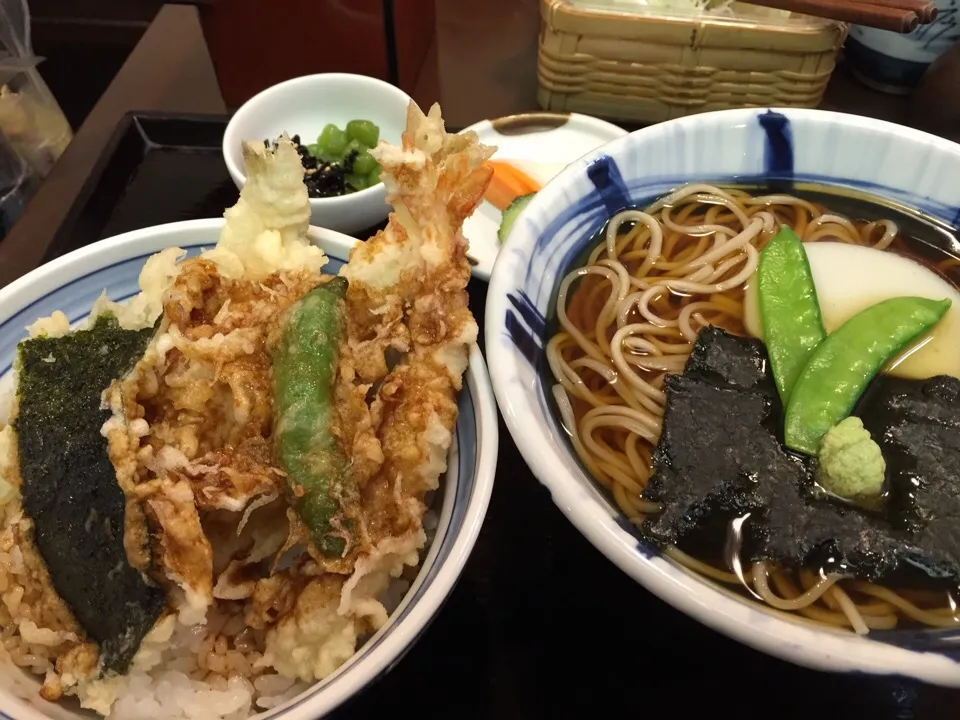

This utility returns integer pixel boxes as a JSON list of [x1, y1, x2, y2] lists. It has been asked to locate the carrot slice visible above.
[[484, 160, 541, 211]]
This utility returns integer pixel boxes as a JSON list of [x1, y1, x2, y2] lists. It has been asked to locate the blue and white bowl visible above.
[[0, 219, 498, 719], [486, 108, 960, 686], [846, 1, 960, 94]]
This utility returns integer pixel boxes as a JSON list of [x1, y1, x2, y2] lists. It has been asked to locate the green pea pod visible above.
[[273, 276, 351, 556], [758, 226, 827, 404], [784, 296, 951, 455]]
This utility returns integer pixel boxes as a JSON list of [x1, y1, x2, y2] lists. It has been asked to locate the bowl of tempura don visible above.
[[0, 101, 498, 720]]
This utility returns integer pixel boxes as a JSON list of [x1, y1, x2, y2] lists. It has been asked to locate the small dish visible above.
[[460, 112, 626, 280], [223, 74, 411, 235], [846, 0, 960, 94]]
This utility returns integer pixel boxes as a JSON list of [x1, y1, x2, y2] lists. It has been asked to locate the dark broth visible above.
[[544, 183, 960, 400], [542, 184, 960, 629]]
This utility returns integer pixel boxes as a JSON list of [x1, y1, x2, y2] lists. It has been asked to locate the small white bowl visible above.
[[223, 74, 411, 235]]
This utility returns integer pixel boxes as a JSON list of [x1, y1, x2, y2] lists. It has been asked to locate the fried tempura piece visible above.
[[102, 137, 330, 635], [204, 137, 326, 281], [341, 103, 493, 386], [341, 103, 492, 621], [262, 102, 495, 678], [134, 478, 212, 626], [340, 101, 493, 523]]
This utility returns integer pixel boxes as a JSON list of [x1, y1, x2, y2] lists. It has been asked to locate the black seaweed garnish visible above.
[[643, 374, 778, 549], [859, 375, 960, 585], [266, 135, 362, 199], [644, 327, 960, 589], [14, 314, 165, 672], [683, 326, 774, 393]]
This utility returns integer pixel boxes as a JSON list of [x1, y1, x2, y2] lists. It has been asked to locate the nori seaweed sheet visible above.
[[643, 374, 785, 548], [643, 327, 960, 589], [859, 375, 960, 584], [14, 314, 165, 672], [683, 326, 774, 393]]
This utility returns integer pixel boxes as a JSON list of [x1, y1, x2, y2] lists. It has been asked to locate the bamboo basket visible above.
[[538, 0, 848, 124]]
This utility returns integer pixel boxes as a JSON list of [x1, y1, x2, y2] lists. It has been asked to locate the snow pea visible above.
[[784, 296, 951, 455], [758, 226, 826, 404], [273, 276, 350, 556]]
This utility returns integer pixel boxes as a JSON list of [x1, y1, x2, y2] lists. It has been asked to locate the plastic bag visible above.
[[0, 128, 39, 239], [0, 0, 72, 179]]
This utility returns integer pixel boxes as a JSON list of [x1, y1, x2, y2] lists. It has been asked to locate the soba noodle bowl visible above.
[[546, 182, 960, 634]]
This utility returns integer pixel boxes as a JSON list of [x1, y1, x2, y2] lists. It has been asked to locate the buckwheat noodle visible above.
[[547, 183, 960, 634]]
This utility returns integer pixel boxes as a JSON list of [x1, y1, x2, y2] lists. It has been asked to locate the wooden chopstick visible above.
[[739, 0, 921, 33], [858, 0, 938, 23]]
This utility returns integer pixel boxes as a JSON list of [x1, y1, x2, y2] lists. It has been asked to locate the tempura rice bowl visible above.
[[0, 219, 497, 719]]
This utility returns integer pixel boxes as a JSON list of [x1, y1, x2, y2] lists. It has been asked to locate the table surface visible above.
[[2, 3, 959, 718]]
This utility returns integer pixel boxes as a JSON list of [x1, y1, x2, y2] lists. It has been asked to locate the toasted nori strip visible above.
[[643, 327, 960, 588], [858, 375, 960, 585], [644, 328, 802, 552], [643, 375, 778, 549], [683, 326, 775, 394], [14, 314, 165, 672], [754, 478, 904, 582], [643, 328, 781, 551]]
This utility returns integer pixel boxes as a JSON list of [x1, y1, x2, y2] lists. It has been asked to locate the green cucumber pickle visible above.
[[317, 124, 348, 157], [346, 119, 379, 148]]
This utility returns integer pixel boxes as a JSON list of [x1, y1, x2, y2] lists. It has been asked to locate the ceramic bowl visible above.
[[223, 74, 411, 234], [0, 219, 498, 719], [486, 107, 960, 686], [846, 0, 960, 94]]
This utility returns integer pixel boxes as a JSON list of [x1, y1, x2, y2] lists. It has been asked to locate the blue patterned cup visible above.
[[845, 0, 960, 93]]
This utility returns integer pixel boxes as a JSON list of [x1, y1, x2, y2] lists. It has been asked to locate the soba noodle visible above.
[[547, 183, 960, 634]]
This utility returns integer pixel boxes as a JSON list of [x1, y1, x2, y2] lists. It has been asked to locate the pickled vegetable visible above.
[[268, 119, 383, 199], [346, 119, 379, 148], [317, 124, 348, 157], [352, 149, 378, 176]]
